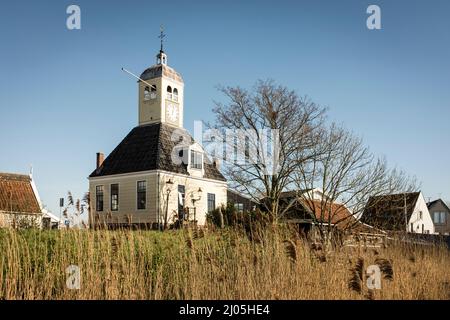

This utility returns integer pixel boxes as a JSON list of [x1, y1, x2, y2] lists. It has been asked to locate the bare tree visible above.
[[209, 80, 326, 220], [289, 124, 417, 241], [210, 80, 416, 239]]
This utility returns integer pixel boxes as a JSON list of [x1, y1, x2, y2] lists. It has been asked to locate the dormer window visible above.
[[167, 86, 173, 100], [190, 150, 203, 169], [173, 88, 178, 102]]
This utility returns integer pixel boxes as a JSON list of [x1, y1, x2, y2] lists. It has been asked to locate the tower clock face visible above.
[[166, 103, 178, 122]]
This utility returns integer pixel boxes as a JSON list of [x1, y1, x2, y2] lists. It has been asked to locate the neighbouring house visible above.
[[277, 189, 371, 232], [427, 199, 450, 235], [41, 209, 62, 229], [0, 172, 43, 228], [227, 189, 258, 213], [88, 42, 227, 229], [360, 192, 435, 234], [274, 189, 386, 245]]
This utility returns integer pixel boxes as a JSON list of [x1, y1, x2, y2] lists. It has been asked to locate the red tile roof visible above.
[[303, 199, 353, 225], [0, 173, 41, 214], [304, 199, 380, 232]]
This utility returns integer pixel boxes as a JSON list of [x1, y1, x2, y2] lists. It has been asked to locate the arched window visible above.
[[150, 85, 157, 99], [173, 88, 178, 102], [144, 86, 150, 101], [167, 86, 173, 100]]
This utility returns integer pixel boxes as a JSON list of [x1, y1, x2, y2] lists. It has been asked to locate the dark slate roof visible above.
[[279, 189, 313, 199], [0, 173, 41, 214], [89, 123, 226, 181], [140, 64, 183, 83], [360, 192, 420, 230], [427, 199, 450, 212]]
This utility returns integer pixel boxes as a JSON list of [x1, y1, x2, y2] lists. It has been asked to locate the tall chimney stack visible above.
[[96, 152, 104, 169]]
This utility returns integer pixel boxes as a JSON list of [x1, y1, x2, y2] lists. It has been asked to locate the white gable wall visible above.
[[29, 174, 43, 212], [408, 193, 435, 234]]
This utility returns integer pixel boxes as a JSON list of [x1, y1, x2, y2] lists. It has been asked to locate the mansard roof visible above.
[[89, 123, 226, 182]]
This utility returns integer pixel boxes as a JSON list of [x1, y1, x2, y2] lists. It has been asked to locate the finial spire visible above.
[[156, 25, 168, 65], [158, 24, 165, 52]]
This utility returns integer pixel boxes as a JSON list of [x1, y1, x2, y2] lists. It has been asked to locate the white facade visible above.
[[89, 169, 227, 227], [407, 192, 435, 234]]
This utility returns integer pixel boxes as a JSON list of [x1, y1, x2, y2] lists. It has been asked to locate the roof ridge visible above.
[[0, 172, 31, 181], [370, 191, 420, 199], [428, 198, 450, 212], [0, 172, 30, 176]]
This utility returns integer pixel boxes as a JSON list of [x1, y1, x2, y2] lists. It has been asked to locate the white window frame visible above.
[[190, 150, 203, 170]]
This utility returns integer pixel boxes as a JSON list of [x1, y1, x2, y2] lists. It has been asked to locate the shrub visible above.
[[15, 215, 41, 229], [206, 202, 272, 232]]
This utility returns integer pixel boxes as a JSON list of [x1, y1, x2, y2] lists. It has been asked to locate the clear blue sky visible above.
[[0, 0, 449, 215]]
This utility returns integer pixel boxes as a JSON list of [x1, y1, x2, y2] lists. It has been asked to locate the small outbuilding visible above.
[[0, 172, 43, 228]]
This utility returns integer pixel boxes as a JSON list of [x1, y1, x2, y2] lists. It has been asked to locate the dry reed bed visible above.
[[0, 227, 448, 300]]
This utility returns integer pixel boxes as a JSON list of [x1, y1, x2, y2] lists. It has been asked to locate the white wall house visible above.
[[407, 192, 435, 234], [361, 191, 435, 234]]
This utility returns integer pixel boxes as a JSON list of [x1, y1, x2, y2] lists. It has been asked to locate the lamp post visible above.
[[190, 187, 203, 224], [163, 179, 174, 230]]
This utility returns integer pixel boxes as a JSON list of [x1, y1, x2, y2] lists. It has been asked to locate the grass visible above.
[[0, 226, 448, 300]]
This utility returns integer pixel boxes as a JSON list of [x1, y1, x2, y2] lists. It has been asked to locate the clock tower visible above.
[[89, 28, 228, 230], [138, 31, 184, 128]]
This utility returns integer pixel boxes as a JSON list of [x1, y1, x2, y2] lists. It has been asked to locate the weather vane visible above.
[[159, 24, 165, 52]]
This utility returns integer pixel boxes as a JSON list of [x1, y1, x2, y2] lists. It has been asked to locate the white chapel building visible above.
[[88, 40, 227, 228]]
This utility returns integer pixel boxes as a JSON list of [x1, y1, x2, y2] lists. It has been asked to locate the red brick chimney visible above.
[[96, 152, 104, 169]]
